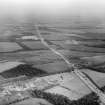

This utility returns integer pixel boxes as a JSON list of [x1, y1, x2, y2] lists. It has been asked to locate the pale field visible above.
[[45, 70, 105, 100]]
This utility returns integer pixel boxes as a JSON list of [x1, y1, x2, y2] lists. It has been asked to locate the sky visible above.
[[0, 0, 105, 20]]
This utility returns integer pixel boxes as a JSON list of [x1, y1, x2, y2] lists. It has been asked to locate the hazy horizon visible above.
[[0, 0, 105, 22]]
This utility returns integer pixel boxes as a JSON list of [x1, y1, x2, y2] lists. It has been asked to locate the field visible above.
[[0, 18, 105, 105]]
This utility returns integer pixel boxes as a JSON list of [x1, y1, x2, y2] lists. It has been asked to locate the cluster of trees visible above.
[[30, 89, 100, 105], [2, 88, 102, 105], [30, 89, 71, 105], [76, 92, 100, 105]]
